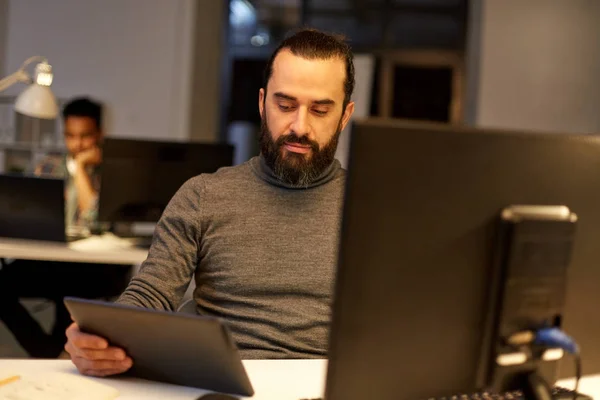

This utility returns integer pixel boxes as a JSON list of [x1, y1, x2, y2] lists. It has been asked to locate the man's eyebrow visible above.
[[274, 92, 296, 101], [313, 99, 335, 105], [273, 92, 335, 106]]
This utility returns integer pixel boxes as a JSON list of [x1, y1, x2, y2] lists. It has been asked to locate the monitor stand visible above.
[[504, 371, 553, 400], [491, 367, 590, 400]]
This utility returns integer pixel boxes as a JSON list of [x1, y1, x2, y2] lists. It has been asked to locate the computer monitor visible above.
[[325, 119, 600, 400], [0, 174, 66, 242], [98, 138, 234, 225]]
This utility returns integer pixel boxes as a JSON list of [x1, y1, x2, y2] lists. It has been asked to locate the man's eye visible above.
[[313, 109, 327, 116], [278, 104, 293, 111]]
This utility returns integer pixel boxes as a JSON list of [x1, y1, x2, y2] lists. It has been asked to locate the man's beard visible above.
[[259, 115, 342, 187]]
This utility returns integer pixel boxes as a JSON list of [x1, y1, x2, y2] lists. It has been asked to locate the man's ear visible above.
[[258, 88, 265, 119], [339, 101, 355, 132]]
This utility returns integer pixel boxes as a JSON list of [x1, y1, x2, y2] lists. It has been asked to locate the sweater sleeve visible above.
[[117, 176, 204, 311]]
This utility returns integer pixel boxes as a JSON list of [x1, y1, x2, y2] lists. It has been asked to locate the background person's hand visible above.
[[75, 146, 102, 167], [65, 322, 133, 377]]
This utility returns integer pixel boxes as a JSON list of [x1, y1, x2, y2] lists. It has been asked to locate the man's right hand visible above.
[[65, 323, 133, 377], [75, 146, 103, 168]]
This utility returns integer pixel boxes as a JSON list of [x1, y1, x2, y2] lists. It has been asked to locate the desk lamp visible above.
[[0, 56, 58, 119]]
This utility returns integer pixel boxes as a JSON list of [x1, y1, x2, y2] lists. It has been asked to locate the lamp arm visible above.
[[19, 56, 48, 70], [0, 56, 49, 92], [0, 70, 30, 92]]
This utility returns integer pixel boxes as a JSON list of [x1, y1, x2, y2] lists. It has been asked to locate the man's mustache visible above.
[[277, 134, 319, 151]]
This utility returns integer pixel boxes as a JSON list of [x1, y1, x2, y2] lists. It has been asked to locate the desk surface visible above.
[[0, 359, 599, 400], [0, 359, 327, 400], [0, 234, 148, 265]]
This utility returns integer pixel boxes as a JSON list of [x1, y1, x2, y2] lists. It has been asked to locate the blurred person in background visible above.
[[36, 98, 103, 231], [0, 97, 131, 359]]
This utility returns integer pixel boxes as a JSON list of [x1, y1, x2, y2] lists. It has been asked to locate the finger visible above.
[[81, 368, 130, 377], [65, 322, 78, 335], [65, 342, 126, 361], [65, 340, 122, 360], [73, 356, 133, 372], [81, 347, 126, 362], [64, 341, 76, 358], [66, 328, 108, 350]]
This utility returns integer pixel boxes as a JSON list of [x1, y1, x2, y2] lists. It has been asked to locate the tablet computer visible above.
[[63, 297, 254, 396]]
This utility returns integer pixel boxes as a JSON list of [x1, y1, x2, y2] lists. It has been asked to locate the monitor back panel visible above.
[[326, 120, 600, 400]]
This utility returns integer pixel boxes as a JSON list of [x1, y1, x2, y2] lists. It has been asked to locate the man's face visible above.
[[64, 116, 102, 158], [258, 49, 355, 186]]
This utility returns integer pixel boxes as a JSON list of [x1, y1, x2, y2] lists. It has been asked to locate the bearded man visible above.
[[64, 28, 356, 377]]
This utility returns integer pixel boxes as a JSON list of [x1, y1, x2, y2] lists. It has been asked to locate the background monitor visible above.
[[98, 138, 234, 224], [0, 174, 65, 242]]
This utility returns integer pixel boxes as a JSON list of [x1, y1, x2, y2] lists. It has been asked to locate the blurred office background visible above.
[[1, 0, 599, 173], [0, 0, 599, 356]]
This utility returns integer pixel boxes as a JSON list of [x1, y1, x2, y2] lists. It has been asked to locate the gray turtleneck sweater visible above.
[[118, 156, 346, 359]]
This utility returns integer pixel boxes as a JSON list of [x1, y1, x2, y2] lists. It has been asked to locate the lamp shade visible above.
[[14, 84, 59, 119]]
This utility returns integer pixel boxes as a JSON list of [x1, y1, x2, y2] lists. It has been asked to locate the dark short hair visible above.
[[263, 28, 355, 108], [62, 97, 103, 130]]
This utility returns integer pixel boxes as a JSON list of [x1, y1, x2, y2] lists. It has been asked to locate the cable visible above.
[[535, 328, 579, 354], [507, 328, 582, 399], [574, 351, 581, 400], [535, 328, 581, 400]]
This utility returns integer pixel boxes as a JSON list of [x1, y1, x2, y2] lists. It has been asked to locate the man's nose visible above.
[[290, 108, 310, 137]]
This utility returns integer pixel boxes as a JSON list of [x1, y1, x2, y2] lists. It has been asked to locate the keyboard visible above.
[[300, 387, 592, 400], [429, 387, 591, 400]]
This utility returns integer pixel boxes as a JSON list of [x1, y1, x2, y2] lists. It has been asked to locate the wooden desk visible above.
[[0, 359, 328, 400], [0, 359, 598, 400], [0, 234, 148, 265]]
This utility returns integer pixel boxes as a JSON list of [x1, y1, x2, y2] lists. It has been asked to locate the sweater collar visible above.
[[250, 154, 343, 189]]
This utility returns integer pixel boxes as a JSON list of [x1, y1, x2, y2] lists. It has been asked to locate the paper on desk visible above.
[[68, 233, 134, 252], [0, 371, 119, 400]]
